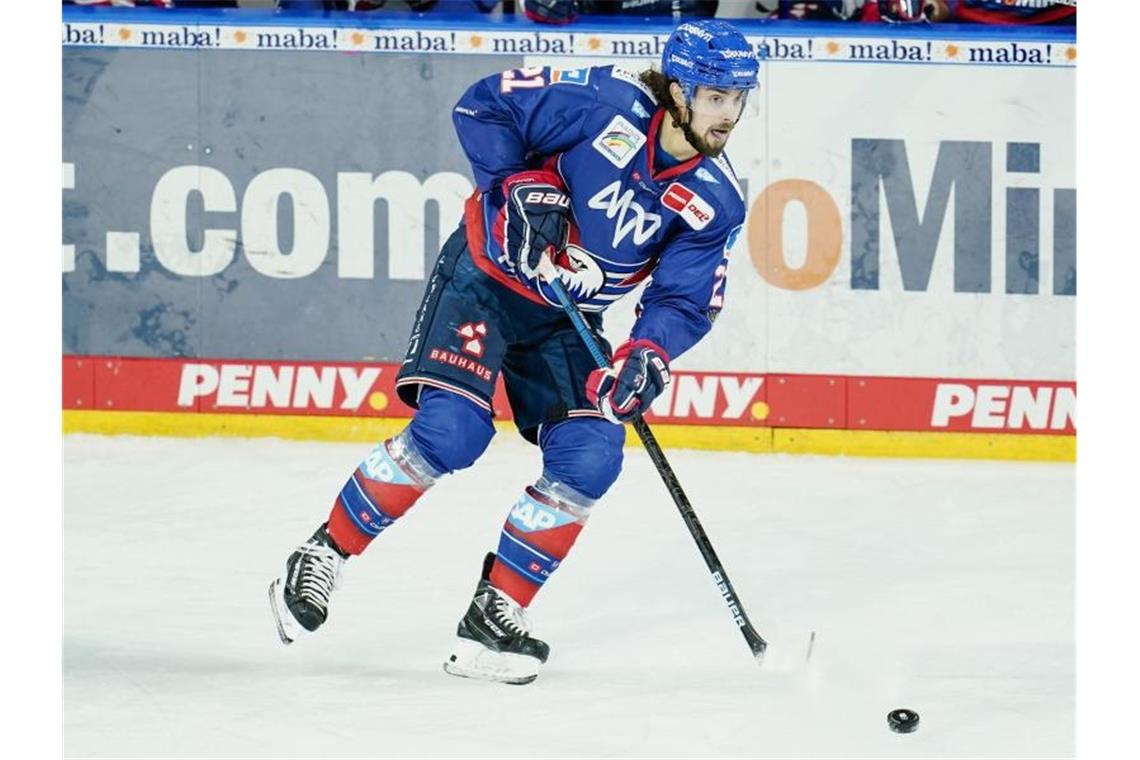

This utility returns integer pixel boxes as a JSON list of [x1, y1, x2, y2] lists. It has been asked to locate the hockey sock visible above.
[[489, 475, 594, 607], [326, 429, 440, 555]]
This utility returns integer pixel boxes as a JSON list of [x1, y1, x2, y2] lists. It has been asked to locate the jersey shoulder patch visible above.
[[591, 113, 647, 169], [549, 67, 592, 87], [709, 154, 746, 204], [607, 66, 657, 101]]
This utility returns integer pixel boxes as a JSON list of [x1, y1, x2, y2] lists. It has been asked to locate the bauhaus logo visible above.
[[457, 322, 487, 358]]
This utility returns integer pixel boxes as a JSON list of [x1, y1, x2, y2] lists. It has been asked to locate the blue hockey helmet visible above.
[[661, 20, 760, 104]]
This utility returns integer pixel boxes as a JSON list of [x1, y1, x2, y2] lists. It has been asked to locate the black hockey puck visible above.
[[887, 708, 920, 733]]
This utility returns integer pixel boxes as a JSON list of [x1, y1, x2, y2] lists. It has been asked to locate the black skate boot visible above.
[[268, 523, 349, 645], [443, 553, 550, 685]]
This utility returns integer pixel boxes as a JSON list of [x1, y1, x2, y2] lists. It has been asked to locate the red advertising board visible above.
[[62, 355, 1075, 436]]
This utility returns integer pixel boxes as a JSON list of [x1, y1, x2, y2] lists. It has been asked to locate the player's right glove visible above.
[[586, 339, 672, 424], [501, 170, 572, 283], [523, 0, 578, 24]]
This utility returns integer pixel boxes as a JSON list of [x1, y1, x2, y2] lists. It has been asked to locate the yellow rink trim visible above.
[[771, 427, 1074, 462], [63, 410, 1075, 462]]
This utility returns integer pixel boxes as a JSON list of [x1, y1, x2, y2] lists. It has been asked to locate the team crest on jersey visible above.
[[592, 115, 646, 169], [588, 180, 662, 247], [662, 183, 716, 231]]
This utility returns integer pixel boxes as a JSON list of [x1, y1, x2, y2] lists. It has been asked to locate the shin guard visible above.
[[326, 429, 440, 555], [489, 476, 594, 607]]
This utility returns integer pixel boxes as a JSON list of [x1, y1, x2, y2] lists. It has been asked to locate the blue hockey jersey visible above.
[[453, 64, 748, 362]]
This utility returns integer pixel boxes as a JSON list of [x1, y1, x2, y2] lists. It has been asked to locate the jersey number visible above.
[[710, 262, 728, 310], [500, 66, 545, 94]]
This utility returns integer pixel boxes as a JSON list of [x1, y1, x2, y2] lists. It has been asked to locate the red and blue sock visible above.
[[489, 485, 590, 606], [326, 436, 432, 555]]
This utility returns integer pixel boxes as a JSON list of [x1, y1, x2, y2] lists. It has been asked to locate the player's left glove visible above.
[[586, 339, 671, 424], [501, 170, 572, 283]]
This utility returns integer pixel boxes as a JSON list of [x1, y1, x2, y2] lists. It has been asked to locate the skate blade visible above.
[[268, 578, 298, 646], [442, 637, 540, 685]]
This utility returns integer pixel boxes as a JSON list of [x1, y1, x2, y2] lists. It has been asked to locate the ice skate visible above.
[[443, 553, 550, 685], [269, 523, 348, 645]]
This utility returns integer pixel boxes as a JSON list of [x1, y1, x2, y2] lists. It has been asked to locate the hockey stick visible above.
[[541, 273, 774, 665]]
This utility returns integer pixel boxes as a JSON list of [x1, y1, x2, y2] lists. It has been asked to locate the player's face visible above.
[[689, 86, 750, 122], [685, 87, 749, 158]]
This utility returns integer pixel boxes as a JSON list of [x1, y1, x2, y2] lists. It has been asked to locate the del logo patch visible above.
[[661, 182, 716, 230], [592, 115, 646, 169]]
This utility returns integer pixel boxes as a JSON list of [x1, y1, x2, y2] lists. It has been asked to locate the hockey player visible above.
[[269, 19, 760, 684]]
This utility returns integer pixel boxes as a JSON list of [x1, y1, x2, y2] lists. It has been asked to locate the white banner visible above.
[[528, 55, 1075, 381], [61, 16, 1075, 382]]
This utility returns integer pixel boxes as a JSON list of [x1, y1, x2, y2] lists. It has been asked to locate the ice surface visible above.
[[64, 433, 1073, 758]]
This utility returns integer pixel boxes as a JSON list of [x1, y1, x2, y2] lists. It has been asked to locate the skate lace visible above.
[[490, 592, 532, 639], [296, 543, 344, 611]]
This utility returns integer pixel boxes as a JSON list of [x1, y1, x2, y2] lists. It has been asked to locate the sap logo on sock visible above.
[[177, 363, 381, 411], [362, 445, 405, 483], [510, 498, 558, 532], [510, 492, 578, 532]]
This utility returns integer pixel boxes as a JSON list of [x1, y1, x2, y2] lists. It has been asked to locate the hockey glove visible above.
[[586, 340, 671, 424], [523, 0, 578, 24], [502, 170, 572, 283]]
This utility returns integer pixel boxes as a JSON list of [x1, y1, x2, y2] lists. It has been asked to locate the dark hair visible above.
[[638, 69, 685, 128]]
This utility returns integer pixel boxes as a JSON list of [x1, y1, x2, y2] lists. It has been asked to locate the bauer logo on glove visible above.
[[586, 339, 672, 424], [501, 170, 572, 283]]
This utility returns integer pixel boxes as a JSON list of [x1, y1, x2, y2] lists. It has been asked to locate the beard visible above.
[[679, 118, 736, 159]]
